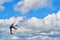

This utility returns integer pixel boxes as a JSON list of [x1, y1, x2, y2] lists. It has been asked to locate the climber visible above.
[[9, 23, 17, 35]]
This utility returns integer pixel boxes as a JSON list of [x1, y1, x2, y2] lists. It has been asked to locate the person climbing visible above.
[[9, 23, 17, 35]]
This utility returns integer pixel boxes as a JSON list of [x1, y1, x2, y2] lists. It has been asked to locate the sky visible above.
[[0, 0, 60, 19], [0, 0, 60, 40]]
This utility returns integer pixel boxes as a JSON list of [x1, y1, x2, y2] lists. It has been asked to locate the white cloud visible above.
[[14, 0, 53, 14], [0, 6, 5, 11], [11, 36, 19, 40], [0, 10, 60, 40], [0, 0, 12, 11], [0, 0, 12, 4]]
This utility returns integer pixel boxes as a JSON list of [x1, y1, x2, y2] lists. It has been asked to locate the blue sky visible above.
[[0, 0, 60, 19], [0, 0, 60, 40], [0, 0, 20, 19]]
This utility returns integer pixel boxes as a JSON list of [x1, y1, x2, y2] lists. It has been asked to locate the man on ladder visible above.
[[9, 23, 17, 35], [9, 16, 27, 35]]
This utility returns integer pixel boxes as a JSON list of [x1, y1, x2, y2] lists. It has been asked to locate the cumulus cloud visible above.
[[0, 11, 60, 40], [0, 0, 12, 11], [0, 6, 5, 11], [0, 0, 12, 4], [14, 0, 53, 14]]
